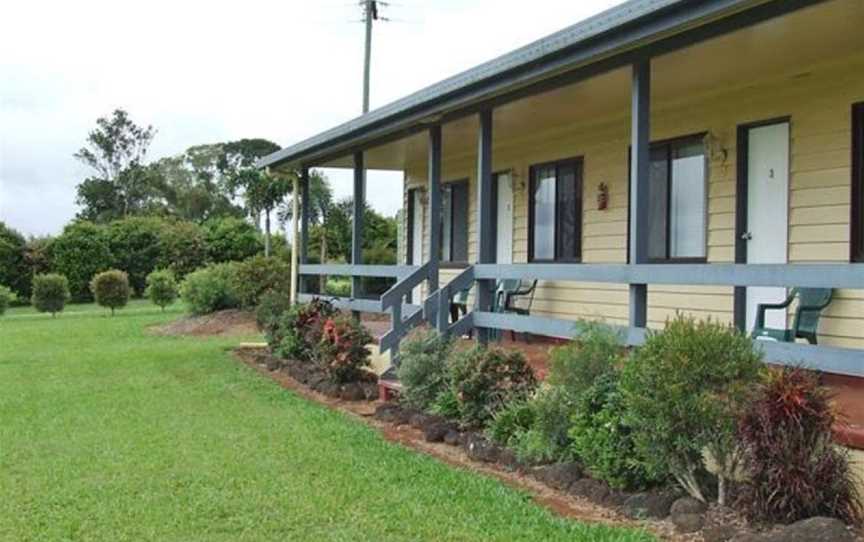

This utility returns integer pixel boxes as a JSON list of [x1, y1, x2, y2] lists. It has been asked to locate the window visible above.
[[853, 103, 864, 262], [441, 180, 469, 263], [528, 157, 583, 262], [645, 135, 707, 261]]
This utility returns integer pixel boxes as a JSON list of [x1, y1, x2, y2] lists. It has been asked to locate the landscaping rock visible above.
[[622, 492, 676, 519], [497, 448, 520, 471], [264, 356, 281, 371], [410, 412, 432, 429], [423, 421, 454, 443], [604, 490, 630, 507], [773, 517, 855, 542], [340, 383, 366, 401], [670, 496, 708, 516], [703, 525, 738, 542], [569, 478, 611, 504], [671, 513, 705, 533], [360, 381, 379, 401], [464, 434, 500, 463], [320, 382, 342, 398], [374, 404, 402, 423], [443, 429, 462, 446], [533, 462, 583, 491], [392, 407, 418, 426]]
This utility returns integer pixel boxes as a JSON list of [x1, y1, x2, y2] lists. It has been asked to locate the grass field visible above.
[[0, 302, 655, 541]]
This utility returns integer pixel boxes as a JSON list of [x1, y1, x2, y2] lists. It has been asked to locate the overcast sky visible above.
[[0, 0, 623, 237]]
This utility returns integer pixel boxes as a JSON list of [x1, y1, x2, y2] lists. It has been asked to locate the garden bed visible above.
[[233, 346, 861, 542]]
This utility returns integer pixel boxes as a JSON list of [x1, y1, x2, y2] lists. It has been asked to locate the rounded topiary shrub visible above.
[[90, 270, 131, 315], [31, 273, 70, 317], [397, 329, 453, 411], [145, 269, 178, 312], [180, 263, 240, 315], [0, 284, 14, 316], [621, 315, 763, 504]]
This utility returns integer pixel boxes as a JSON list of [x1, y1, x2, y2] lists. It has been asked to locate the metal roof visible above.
[[258, 0, 759, 169]]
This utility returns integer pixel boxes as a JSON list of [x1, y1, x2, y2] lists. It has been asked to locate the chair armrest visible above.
[[754, 290, 796, 329]]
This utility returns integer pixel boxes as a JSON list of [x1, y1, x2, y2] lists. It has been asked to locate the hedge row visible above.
[[0, 217, 265, 303]]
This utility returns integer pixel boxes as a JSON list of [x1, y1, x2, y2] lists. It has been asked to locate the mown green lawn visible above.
[[0, 302, 655, 541]]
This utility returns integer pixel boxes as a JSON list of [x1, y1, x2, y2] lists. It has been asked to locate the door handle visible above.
[[741, 231, 753, 241]]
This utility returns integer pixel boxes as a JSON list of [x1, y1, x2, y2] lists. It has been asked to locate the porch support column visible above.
[[290, 172, 300, 306], [476, 108, 495, 344], [628, 60, 651, 329], [299, 167, 310, 295], [427, 125, 443, 332], [352, 152, 365, 318]]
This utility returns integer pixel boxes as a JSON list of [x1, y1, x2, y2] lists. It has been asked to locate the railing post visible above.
[[427, 125, 442, 326], [352, 151, 365, 319], [437, 285, 449, 334], [476, 108, 495, 344], [629, 60, 651, 329], [300, 167, 310, 295]]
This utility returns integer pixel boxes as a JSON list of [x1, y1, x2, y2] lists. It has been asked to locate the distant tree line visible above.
[[0, 108, 398, 306]]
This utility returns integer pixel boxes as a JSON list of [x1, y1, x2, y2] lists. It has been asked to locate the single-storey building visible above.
[[259, 0, 864, 379]]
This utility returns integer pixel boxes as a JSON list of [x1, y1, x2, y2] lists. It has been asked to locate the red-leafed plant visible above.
[[273, 298, 337, 362], [315, 314, 373, 383], [737, 367, 863, 526]]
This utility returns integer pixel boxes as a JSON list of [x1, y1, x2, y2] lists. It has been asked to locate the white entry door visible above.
[[411, 189, 424, 301], [745, 122, 790, 332], [496, 173, 514, 264]]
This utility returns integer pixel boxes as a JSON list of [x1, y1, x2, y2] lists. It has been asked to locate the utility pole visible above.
[[361, 0, 383, 114]]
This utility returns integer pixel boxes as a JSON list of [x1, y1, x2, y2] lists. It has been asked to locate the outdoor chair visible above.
[[450, 287, 473, 338], [751, 288, 833, 345], [495, 279, 538, 342]]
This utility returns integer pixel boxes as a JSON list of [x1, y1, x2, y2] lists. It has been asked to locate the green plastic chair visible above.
[[751, 288, 833, 345], [495, 279, 538, 342]]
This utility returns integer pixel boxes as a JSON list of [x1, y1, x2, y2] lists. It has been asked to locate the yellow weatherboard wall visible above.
[[402, 52, 864, 349]]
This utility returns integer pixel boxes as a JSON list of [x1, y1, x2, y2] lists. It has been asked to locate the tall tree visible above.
[[233, 169, 292, 257], [74, 109, 156, 218]]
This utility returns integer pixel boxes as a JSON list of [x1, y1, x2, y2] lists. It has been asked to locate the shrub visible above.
[[487, 398, 535, 447], [0, 285, 14, 315], [203, 217, 262, 263], [273, 298, 337, 362], [449, 346, 537, 428], [548, 321, 624, 397], [397, 329, 454, 411], [315, 314, 373, 383], [107, 217, 167, 295], [23, 236, 54, 300], [156, 220, 207, 278], [255, 289, 292, 342], [31, 273, 70, 317], [232, 255, 291, 309], [430, 387, 460, 419], [323, 277, 351, 298], [90, 270, 131, 315], [145, 269, 179, 311], [0, 222, 30, 301], [570, 372, 661, 490], [621, 316, 763, 504], [180, 262, 240, 315], [513, 386, 576, 463], [737, 368, 863, 525], [51, 221, 113, 302]]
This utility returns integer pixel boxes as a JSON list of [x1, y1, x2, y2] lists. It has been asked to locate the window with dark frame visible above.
[[853, 103, 864, 262], [642, 135, 708, 262], [528, 157, 583, 262], [441, 180, 469, 263]]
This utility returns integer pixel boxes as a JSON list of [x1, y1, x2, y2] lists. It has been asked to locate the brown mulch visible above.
[[232, 346, 697, 542], [150, 309, 260, 337]]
